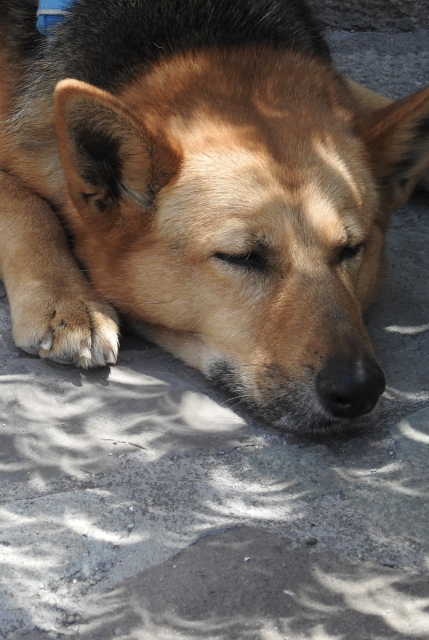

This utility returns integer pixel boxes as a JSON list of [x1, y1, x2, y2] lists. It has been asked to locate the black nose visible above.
[[316, 354, 386, 419]]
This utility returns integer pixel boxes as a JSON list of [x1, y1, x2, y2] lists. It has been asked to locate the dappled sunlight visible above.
[[108, 367, 170, 387], [1, 194, 429, 637], [194, 468, 304, 527], [70, 588, 349, 640], [313, 135, 364, 207], [82, 609, 259, 640], [302, 630, 343, 640], [0, 438, 310, 637], [1, 540, 62, 574], [299, 183, 345, 245], [398, 421, 429, 443], [0, 354, 247, 483], [383, 385, 429, 403], [385, 323, 429, 335], [209, 467, 299, 498], [334, 461, 402, 478], [0, 20, 427, 639], [315, 567, 429, 636], [57, 518, 429, 640], [181, 391, 245, 432], [198, 491, 300, 525], [332, 461, 426, 497], [0, 458, 33, 473], [2, 348, 429, 638], [64, 512, 149, 546], [284, 629, 343, 640], [0, 487, 160, 632], [295, 594, 340, 616]]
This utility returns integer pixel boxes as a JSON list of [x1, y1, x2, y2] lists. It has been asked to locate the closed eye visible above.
[[338, 242, 364, 264], [213, 251, 267, 271]]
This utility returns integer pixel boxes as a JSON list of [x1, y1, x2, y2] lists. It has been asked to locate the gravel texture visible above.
[[309, 0, 429, 32]]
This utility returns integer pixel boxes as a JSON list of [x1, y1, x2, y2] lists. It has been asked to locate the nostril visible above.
[[316, 354, 386, 419], [331, 395, 351, 407]]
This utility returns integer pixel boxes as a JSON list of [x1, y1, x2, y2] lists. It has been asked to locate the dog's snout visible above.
[[316, 354, 386, 419]]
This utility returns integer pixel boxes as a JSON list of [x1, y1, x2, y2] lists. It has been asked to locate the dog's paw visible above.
[[13, 295, 119, 368]]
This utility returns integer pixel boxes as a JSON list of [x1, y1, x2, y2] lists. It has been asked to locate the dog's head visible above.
[[54, 49, 429, 433]]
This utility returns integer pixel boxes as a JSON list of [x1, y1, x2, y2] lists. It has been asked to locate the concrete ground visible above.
[[309, 0, 429, 32], [1, 30, 429, 640]]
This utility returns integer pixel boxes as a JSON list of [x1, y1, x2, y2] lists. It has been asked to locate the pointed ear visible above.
[[54, 79, 180, 218], [358, 86, 429, 214]]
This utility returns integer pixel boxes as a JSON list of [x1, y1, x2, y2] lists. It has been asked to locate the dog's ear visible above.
[[54, 79, 180, 218], [358, 86, 429, 216]]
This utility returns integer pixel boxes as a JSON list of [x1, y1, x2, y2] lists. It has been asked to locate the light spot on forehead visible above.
[[157, 144, 291, 253], [313, 136, 364, 207], [161, 142, 287, 220], [188, 143, 282, 194], [300, 182, 347, 244]]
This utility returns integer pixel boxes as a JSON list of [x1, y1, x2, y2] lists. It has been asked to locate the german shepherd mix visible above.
[[0, 0, 428, 433]]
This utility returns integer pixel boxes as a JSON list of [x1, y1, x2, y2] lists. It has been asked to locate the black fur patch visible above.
[[207, 360, 239, 393], [414, 115, 429, 139], [378, 114, 429, 196], [75, 126, 123, 203], [3, 0, 330, 90], [0, 0, 42, 58]]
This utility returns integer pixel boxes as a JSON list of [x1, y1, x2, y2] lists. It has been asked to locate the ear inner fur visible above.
[[54, 79, 180, 218], [358, 86, 429, 217]]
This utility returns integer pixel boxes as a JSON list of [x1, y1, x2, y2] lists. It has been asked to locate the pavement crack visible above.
[[101, 438, 147, 450]]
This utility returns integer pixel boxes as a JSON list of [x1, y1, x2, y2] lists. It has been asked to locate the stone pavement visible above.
[[309, 0, 429, 32], [1, 31, 429, 640]]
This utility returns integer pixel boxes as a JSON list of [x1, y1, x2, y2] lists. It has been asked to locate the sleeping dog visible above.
[[0, 0, 428, 433]]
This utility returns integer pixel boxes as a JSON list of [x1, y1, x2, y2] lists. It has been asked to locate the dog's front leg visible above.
[[0, 170, 119, 367]]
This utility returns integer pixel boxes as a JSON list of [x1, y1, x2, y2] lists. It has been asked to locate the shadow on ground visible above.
[[56, 527, 429, 640]]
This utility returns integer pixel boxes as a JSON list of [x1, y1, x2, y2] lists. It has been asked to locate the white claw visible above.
[[80, 345, 92, 360], [40, 330, 54, 351], [104, 349, 117, 364]]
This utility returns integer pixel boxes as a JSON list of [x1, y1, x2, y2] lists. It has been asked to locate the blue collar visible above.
[[36, 0, 78, 36]]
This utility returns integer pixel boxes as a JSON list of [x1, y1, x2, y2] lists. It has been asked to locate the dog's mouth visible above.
[[270, 404, 378, 436], [127, 321, 383, 435], [207, 360, 383, 435]]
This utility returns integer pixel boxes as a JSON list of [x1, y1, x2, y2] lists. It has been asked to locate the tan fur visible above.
[[346, 78, 429, 191], [1, 44, 429, 430], [0, 62, 119, 366]]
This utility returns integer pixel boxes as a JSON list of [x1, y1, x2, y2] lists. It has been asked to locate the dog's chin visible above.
[[207, 360, 380, 436], [272, 409, 377, 436], [240, 397, 379, 436]]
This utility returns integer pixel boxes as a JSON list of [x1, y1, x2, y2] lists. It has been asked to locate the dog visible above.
[[0, 0, 428, 434]]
